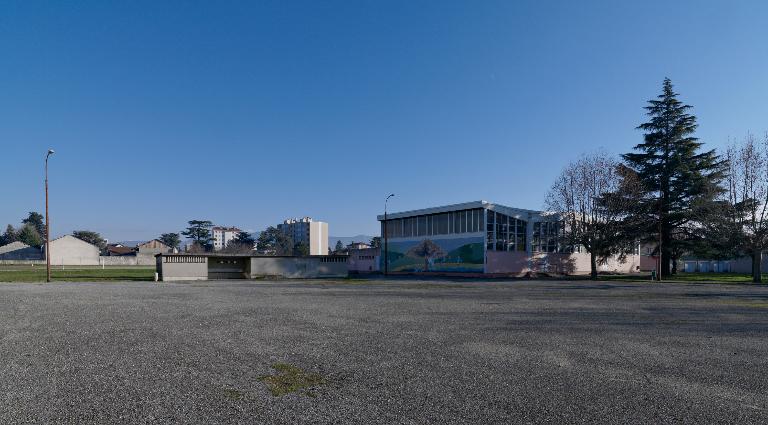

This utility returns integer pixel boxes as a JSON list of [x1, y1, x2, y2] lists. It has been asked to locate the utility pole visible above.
[[45, 149, 55, 283], [384, 194, 394, 275]]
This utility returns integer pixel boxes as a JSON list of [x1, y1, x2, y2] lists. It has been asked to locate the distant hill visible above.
[[328, 235, 375, 247]]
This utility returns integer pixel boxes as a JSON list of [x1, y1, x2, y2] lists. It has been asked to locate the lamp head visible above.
[[46, 149, 55, 158]]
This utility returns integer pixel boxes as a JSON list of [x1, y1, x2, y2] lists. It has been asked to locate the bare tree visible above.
[[723, 133, 768, 283], [546, 151, 642, 279]]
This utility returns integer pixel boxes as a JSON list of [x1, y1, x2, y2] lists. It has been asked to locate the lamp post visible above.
[[658, 189, 663, 282], [384, 193, 395, 275], [45, 149, 54, 283]]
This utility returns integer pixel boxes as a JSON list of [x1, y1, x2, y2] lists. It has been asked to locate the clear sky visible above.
[[1, 1, 766, 241]]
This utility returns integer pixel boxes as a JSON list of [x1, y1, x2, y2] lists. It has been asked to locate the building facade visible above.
[[0, 242, 43, 261], [277, 217, 329, 256], [45, 235, 101, 266], [211, 227, 242, 251], [378, 200, 641, 275]]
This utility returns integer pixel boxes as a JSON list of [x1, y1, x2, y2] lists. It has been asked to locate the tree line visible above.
[[547, 78, 766, 282]]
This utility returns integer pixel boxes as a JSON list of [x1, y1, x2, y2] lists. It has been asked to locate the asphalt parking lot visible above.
[[0, 279, 766, 424]]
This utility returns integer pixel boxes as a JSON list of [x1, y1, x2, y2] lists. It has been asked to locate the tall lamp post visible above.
[[45, 149, 54, 283], [384, 193, 395, 275], [658, 189, 663, 282]]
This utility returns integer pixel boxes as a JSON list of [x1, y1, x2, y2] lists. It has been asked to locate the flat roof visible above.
[[377, 200, 545, 221]]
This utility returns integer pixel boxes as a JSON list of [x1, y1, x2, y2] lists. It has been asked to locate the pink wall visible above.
[[348, 247, 380, 273], [640, 256, 657, 271], [486, 251, 529, 274], [486, 251, 642, 275]]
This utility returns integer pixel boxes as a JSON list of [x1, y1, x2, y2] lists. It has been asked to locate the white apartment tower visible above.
[[212, 226, 242, 251], [277, 217, 329, 256]]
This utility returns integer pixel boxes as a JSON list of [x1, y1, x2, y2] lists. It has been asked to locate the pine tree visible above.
[[17, 224, 43, 248], [622, 78, 726, 276], [180, 220, 213, 249], [0, 224, 17, 246]]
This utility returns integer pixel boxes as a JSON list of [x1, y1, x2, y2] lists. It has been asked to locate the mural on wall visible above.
[[385, 236, 484, 272]]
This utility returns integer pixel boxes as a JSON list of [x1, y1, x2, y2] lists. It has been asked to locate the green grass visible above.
[[0, 266, 154, 282], [599, 272, 768, 284], [258, 363, 326, 397]]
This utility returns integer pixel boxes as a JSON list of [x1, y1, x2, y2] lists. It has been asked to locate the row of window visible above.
[[383, 208, 485, 238], [321, 257, 348, 263], [164, 256, 206, 263], [382, 208, 578, 253]]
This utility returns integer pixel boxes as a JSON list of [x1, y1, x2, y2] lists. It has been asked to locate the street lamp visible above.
[[45, 149, 54, 283], [658, 189, 663, 282], [384, 193, 395, 276]]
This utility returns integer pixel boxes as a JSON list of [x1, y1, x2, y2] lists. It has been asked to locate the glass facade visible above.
[[485, 210, 527, 252], [532, 221, 571, 253]]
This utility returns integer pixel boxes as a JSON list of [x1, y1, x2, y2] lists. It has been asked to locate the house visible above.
[[45, 235, 100, 266], [137, 239, 174, 255], [106, 244, 136, 256], [0, 241, 43, 261], [347, 241, 371, 251]]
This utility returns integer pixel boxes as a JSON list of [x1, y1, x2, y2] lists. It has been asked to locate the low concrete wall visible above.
[[249, 256, 347, 278], [157, 254, 349, 281], [99, 255, 156, 266], [486, 251, 641, 275], [0, 260, 46, 265]]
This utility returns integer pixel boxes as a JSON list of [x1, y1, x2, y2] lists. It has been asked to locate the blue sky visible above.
[[1, 1, 766, 241]]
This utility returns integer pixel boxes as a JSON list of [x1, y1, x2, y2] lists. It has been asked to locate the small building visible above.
[[212, 227, 243, 251], [156, 253, 348, 281], [347, 241, 371, 251], [277, 217, 329, 255], [45, 235, 101, 266], [377, 200, 641, 276], [106, 244, 136, 256], [348, 247, 380, 274], [137, 239, 174, 255], [0, 241, 43, 261]]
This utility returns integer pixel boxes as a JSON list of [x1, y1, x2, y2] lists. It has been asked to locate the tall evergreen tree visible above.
[[181, 220, 213, 249], [622, 78, 726, 276], [158, 232, 181, 250], [1, 224, 17, 246], [22, 212, 46, 241], [256, 226, 293, 255]]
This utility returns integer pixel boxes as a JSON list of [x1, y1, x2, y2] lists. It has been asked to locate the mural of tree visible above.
[[406, 239, 447, 271]]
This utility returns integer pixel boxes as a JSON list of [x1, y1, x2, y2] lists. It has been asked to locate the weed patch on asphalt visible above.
[[404, 283, 474, 289], [259, 363, 326, 397], [722, 300, 768, 309], [223, 388, 246, 401]]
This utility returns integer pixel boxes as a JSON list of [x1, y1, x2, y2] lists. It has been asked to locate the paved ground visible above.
[[0, 279, 766, 424]]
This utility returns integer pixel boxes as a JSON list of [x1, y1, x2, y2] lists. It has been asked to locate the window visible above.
[[417, 216, 427, 236], [532, 221, 564, 253], [436, 213, 449, 235], [482, 210, 525, 251]]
